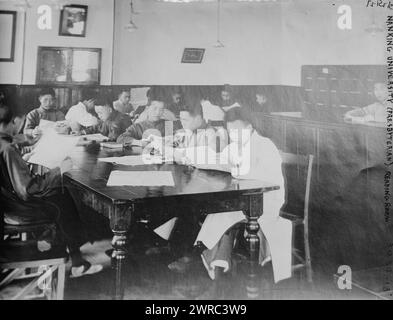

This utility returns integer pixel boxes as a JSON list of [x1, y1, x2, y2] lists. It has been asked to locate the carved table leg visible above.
[[110, 204, 132, 300], [244, 193, 263, 299], [111, 231, 128, 300]]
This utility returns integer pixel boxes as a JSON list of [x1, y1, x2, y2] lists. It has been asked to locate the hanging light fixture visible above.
[[365, 8, 384, 36], [213, 0, 225, 47], [125, 0, 138, 31]]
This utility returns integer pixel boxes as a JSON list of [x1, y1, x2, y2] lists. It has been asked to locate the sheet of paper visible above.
[[99, 154, 172, 166], [28, 128, 80, 169], [39, 119, 56, 132], [107, 170, 175, 187], [130, 87, 150, 108]]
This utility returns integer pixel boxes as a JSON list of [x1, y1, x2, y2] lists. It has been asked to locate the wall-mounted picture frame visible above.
[[0, 11, 17, 62], [59, 5, 88, 37], [181, 48, 205, 64], [36, 47, 101, 85]]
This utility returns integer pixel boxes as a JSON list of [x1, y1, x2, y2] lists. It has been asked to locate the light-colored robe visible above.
[[195, 130, 292, 283]]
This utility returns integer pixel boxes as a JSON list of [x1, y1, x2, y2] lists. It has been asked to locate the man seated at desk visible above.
[[113, 89, 134, 115], [0, 103, 103, 278], [169, 107, 292, 289], [65, 88, 99, 133], [219, 84, 241, 112], [117, 99, 180, 146], [24, 88, 65, 138], [81, 96, 132, 141], [344, 82, 390, 124], [147, 103, 228, 267], [166, 89, 184, 118], [135, 97, 177, 123]]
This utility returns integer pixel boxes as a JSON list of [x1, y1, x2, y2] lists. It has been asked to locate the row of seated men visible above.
[[0, 87, 292, 293], [21, 80, 389, 145], [20, 85, 273, 143]]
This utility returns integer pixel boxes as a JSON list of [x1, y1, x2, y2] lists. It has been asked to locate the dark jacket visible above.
[[0, 133, 61, 215], [85, 110, 132, 141], [24, 107, 65, 135]]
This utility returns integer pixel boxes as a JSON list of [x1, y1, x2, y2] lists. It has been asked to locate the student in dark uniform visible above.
[[24, 88, 65, 137], [83, 96, 132, 141], [0, 103, 103, 278], [117, 100, 180, 146]]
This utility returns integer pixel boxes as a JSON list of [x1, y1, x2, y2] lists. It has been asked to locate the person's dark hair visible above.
[[146, 88, 153, 98], [94, 95, 113, 108], [0, 104, 13, 125], [117, 88, 130, 98], [81, 88, 98, 102], [38, 88, 55, 98], [222, 84, 232, 94], [171, 88, 183, 96], [179, 103, 202, 117], [225, 107, 252, 125]]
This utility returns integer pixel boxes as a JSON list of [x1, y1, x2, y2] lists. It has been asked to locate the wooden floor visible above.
[[0, 238, 383, 300]]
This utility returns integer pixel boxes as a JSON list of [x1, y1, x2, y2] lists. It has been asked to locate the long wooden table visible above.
[[64, 145, 279, 300]]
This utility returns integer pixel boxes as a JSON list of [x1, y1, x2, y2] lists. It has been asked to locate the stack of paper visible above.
[[107, 171, 175, 187], [28, 129, 80, 169]]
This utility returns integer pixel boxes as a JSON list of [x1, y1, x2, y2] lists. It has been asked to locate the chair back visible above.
[[280, 151, 314, 222]]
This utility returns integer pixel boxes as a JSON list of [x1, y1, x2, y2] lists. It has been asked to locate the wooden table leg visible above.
[[111, 231, 128, 300], [245, 193, 263, 299], [110, 204, 132, 300]]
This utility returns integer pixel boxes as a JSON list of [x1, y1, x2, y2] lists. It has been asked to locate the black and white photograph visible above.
[[0, 0, 392, 304], [0, 10, 16, 61], [181, 48, 205, 63], [59, 5, 88, 37]]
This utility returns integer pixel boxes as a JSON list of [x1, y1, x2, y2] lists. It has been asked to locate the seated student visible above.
[[0, 104, 103, 278], [132, 88, 153, 120], [344, 82, 390, 123], [113, 89, 134, 115], [148, 104, 228, 267], [219, 84, 241, 112], [24, 88, 65, 137], [83, 96, 132, 141], [166, 89, 184, 118], [65, 88, 99, 132], [255, 87, 272, 113], [117, 100, 179, 146], [175, 107, 292, 285], [135, 94, 177, 123], [173, 103, 222, 153]]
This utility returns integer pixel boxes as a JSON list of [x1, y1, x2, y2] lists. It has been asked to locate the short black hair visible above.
[[94, 95, 113, 108], [80, 88, 98, 102], [0, 104, 13, 125], [38, 88, 55, 98], [117, 88, 130, 98], [225, 107, 251, 125], [179, 104, 202, 117]]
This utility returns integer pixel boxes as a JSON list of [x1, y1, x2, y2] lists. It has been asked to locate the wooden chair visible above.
[[279, 151, 314, 283], [0, 212, 68, 300]]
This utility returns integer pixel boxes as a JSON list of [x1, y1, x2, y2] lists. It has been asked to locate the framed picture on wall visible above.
[[0, 11, 17, 62], [181, 48, 205, 64], [36, 47, 101, 85], [59, 5, 88, 37]]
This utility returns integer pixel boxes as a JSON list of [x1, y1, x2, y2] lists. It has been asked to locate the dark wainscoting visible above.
[[0, 84, 304, 117], [258, 113, 390, 275]]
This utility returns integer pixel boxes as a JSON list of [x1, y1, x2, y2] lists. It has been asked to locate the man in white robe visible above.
[[192, 107, 292, 283]]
